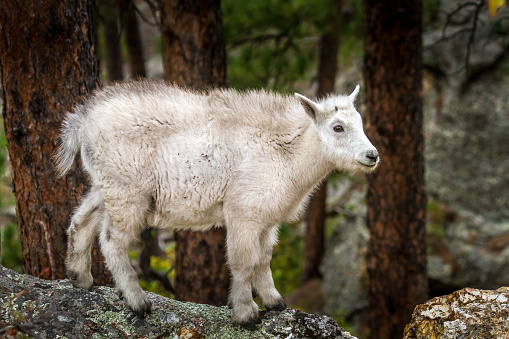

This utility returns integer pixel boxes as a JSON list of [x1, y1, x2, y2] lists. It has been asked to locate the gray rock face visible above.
[[404, 287, 509, 338], [0, 265, 356, 339], [424, 56, 509, 222], [321, 1, 509, 334], [423, 0, 509, 290], [321, 214, 368, 317], [423, 1, 509, 220], [428, 209, 509, 290]]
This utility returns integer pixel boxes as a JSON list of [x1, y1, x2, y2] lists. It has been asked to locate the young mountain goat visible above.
[[55, 81, 379, 328]]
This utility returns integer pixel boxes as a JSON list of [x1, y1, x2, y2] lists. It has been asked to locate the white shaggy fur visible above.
[[56, 80, 378, 326]]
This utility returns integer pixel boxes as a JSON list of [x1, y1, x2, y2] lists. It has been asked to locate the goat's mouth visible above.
[[357, 160, 378, 170]]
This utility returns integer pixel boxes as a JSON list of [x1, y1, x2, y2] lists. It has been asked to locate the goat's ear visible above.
[[348, 85, 360, 102], [295, 93, 321, 121]]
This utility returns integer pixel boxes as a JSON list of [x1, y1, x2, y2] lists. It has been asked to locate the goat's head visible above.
[[295, 85, 379, 173]]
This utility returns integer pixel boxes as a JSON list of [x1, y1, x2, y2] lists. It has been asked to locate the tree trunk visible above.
[[302, 0, 341, 284], [160, 0, 227, 90], [117, 0, 147, 78], [363, 1, 428, 338], [102, 0, 124, 82], [0, 0, 112, 287], [302, 181, 327, 283], [159, 0, 229, 306]]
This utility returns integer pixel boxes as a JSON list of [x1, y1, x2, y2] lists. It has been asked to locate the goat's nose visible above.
[[366, 150, 379, 163]]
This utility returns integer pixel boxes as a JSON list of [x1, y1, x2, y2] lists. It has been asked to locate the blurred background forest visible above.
[[1, 0, 509, 338]]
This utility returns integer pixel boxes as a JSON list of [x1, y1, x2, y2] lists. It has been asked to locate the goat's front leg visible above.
[[226, 223, 263, 329], [252, 226, 286, 312]]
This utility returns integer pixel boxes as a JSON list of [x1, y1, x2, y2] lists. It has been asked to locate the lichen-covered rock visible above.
[[403, 287, 509, 338], [0, 265, 356, 338]]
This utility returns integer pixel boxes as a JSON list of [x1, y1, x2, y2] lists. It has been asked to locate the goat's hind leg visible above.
[[66, 188, 104, 290], [99, 210, 151, 318]]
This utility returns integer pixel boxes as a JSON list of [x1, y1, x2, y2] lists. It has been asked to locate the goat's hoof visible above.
[[128, 292, 152, 319], [237, 315, 262, 330], [68, 271, 78, 281], [67, 271, 93, 290], [266, 301, 287, 312], [133, 308, 147, 319], [132, 302, 152, 319]]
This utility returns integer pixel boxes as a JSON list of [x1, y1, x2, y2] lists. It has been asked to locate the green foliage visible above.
[[223, 0, 364, 91], [426, 199, 448, 240], [136, 244, 175, 297], [320, 0, 364, 69], [0, 125, 7, 176], [0, 117, 22, 273], [1, 223, 23, 273], [224, 0, 339, 91], [271, 223, 304, 297]]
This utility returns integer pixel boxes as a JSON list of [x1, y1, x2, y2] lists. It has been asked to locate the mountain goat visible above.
[[55, 80, 379, 329]]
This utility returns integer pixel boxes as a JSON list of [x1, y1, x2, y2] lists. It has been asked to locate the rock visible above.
[[427, 209, 509, 290], [403, 287, 509, 338], [0, 265, 356, 339], [423, 0, 509, 89]]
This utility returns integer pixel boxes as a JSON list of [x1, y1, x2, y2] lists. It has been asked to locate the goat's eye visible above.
[[335, 106, 338, 112], [333, 125, 344, 133]]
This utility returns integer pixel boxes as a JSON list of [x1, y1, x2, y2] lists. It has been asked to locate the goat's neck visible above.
[[290, 126, 334, 195]]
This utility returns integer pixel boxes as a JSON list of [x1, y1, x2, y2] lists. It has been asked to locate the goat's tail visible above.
[[54, 109, 86, 177]]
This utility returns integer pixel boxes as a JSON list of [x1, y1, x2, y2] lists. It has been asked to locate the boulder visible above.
[[0, 265, 356, 339], [404, 287, 509, 338]]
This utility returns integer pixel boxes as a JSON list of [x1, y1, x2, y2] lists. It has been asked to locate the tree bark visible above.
[[302, 0, 342, 284], [363, 1, 428, 338], [160, 0, 227, 90], [117, 0, 147, 78], [159, 0, 229, 306], [0, 0, 112, 287]]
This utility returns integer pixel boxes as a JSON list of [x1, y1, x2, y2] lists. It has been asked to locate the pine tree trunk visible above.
[[160, 0, 229, 306], [0, 0, 112, 286], [160, 0, 227, 90], [102, 0, 124, 82], [363, 1, 428, 338], [117, 0, 147, 78], [302, 0, 341, 284]]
